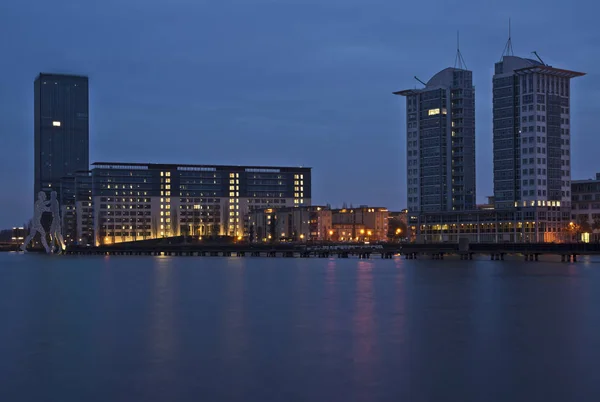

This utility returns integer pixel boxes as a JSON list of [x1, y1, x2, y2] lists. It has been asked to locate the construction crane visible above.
[[414, 76, 427, 87], [531, 51, 546, 66]]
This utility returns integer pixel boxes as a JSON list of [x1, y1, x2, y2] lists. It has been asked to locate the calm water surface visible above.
[[1, 253, 600, 401]]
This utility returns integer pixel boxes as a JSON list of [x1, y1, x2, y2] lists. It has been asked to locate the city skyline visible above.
[[1, 0, 599, 228]]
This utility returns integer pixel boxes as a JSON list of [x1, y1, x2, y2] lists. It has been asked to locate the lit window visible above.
[[52, 121, 61, 127], [428, 108, 440, 116]]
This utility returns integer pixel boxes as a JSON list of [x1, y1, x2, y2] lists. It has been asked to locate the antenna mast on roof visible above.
[[454, 31, 468, 70], [414, 76, 427, 87], [501, 18, 514, 60]]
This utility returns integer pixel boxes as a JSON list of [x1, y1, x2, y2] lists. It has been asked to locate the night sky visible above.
[[0, 0, 598, 228]]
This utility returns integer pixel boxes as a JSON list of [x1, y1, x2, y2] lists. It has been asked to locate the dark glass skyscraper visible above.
[[34, 73, 89, 199]]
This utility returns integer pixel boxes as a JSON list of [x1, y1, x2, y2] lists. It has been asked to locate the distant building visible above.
[[60, 171, 93, 246], [477, 196, 495, 210], [395, 67, 476, 214], [247, 206, 331, 242], [34, 73, 89, 200], [330, 207, 389, 242], [11, 227, 26, 244], [89, 162, 311, 245], [571, 173, 600, 242]]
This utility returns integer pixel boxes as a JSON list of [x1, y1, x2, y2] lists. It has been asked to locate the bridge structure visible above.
[[63, 241, 400, 259], [14, 237, 600, 262], [400, 242, 600, 262]]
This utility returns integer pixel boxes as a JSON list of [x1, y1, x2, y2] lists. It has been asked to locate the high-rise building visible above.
[[492, 56, 584, 210], [34, 73, 89, 199], [395, 67, 476, 214]]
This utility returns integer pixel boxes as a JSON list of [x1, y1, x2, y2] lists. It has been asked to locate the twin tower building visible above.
[[395, 49, 584, 243]]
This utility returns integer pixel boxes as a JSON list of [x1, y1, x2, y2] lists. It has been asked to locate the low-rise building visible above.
[[247, 206, 331, 242], [571, 174, 600, 242], [330, 206, 388, 242], [413, 204, 570, 243]]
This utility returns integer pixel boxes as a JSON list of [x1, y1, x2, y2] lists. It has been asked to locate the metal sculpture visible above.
[[21, 191, 51, 253], [49, 191, 65, 254]]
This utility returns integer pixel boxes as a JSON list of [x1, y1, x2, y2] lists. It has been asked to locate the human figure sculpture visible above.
[[49, 191, 65, 254], [21, 191, 51, 253]]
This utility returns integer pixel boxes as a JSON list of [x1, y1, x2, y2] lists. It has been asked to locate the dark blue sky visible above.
[[1, 0, 598, 228]]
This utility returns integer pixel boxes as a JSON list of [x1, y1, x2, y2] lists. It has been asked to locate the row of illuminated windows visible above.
[[180, 198, 220, 203], [100, 204, 151, 209], [100, 211, 151, 216], [100, 197, 150, 203], [104, 232, 152, 237]]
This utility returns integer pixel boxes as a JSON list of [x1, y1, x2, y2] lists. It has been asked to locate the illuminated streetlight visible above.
[[396, 228, 401, 235], [360, 229, 365, 234], [367, 230, 372, 236]]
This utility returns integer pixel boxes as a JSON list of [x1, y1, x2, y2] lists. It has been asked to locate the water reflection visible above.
[[353, 260, 377, 397], [148, 257, 177, 378], [221, 258, 247, 365]]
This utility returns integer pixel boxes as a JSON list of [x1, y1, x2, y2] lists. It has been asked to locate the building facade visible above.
[[571, 174, 600, 242], [34, 73, 89, 199], [412, 207, 571, 243], [330, 207, 389, 242], [493, 56, 584, 211], [247, 206, 331, 242], [90, 162, 311, 245], [60, 171, 94, 246], [395, 67, 476, 214]]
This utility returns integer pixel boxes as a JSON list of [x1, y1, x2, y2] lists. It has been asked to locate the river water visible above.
[[1, 253, 600, 401]]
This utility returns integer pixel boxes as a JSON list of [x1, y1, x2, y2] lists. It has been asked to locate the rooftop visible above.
[[35, 72, 89, 81], [91, 162, 311, 172], [513, 65, 585, 78]]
